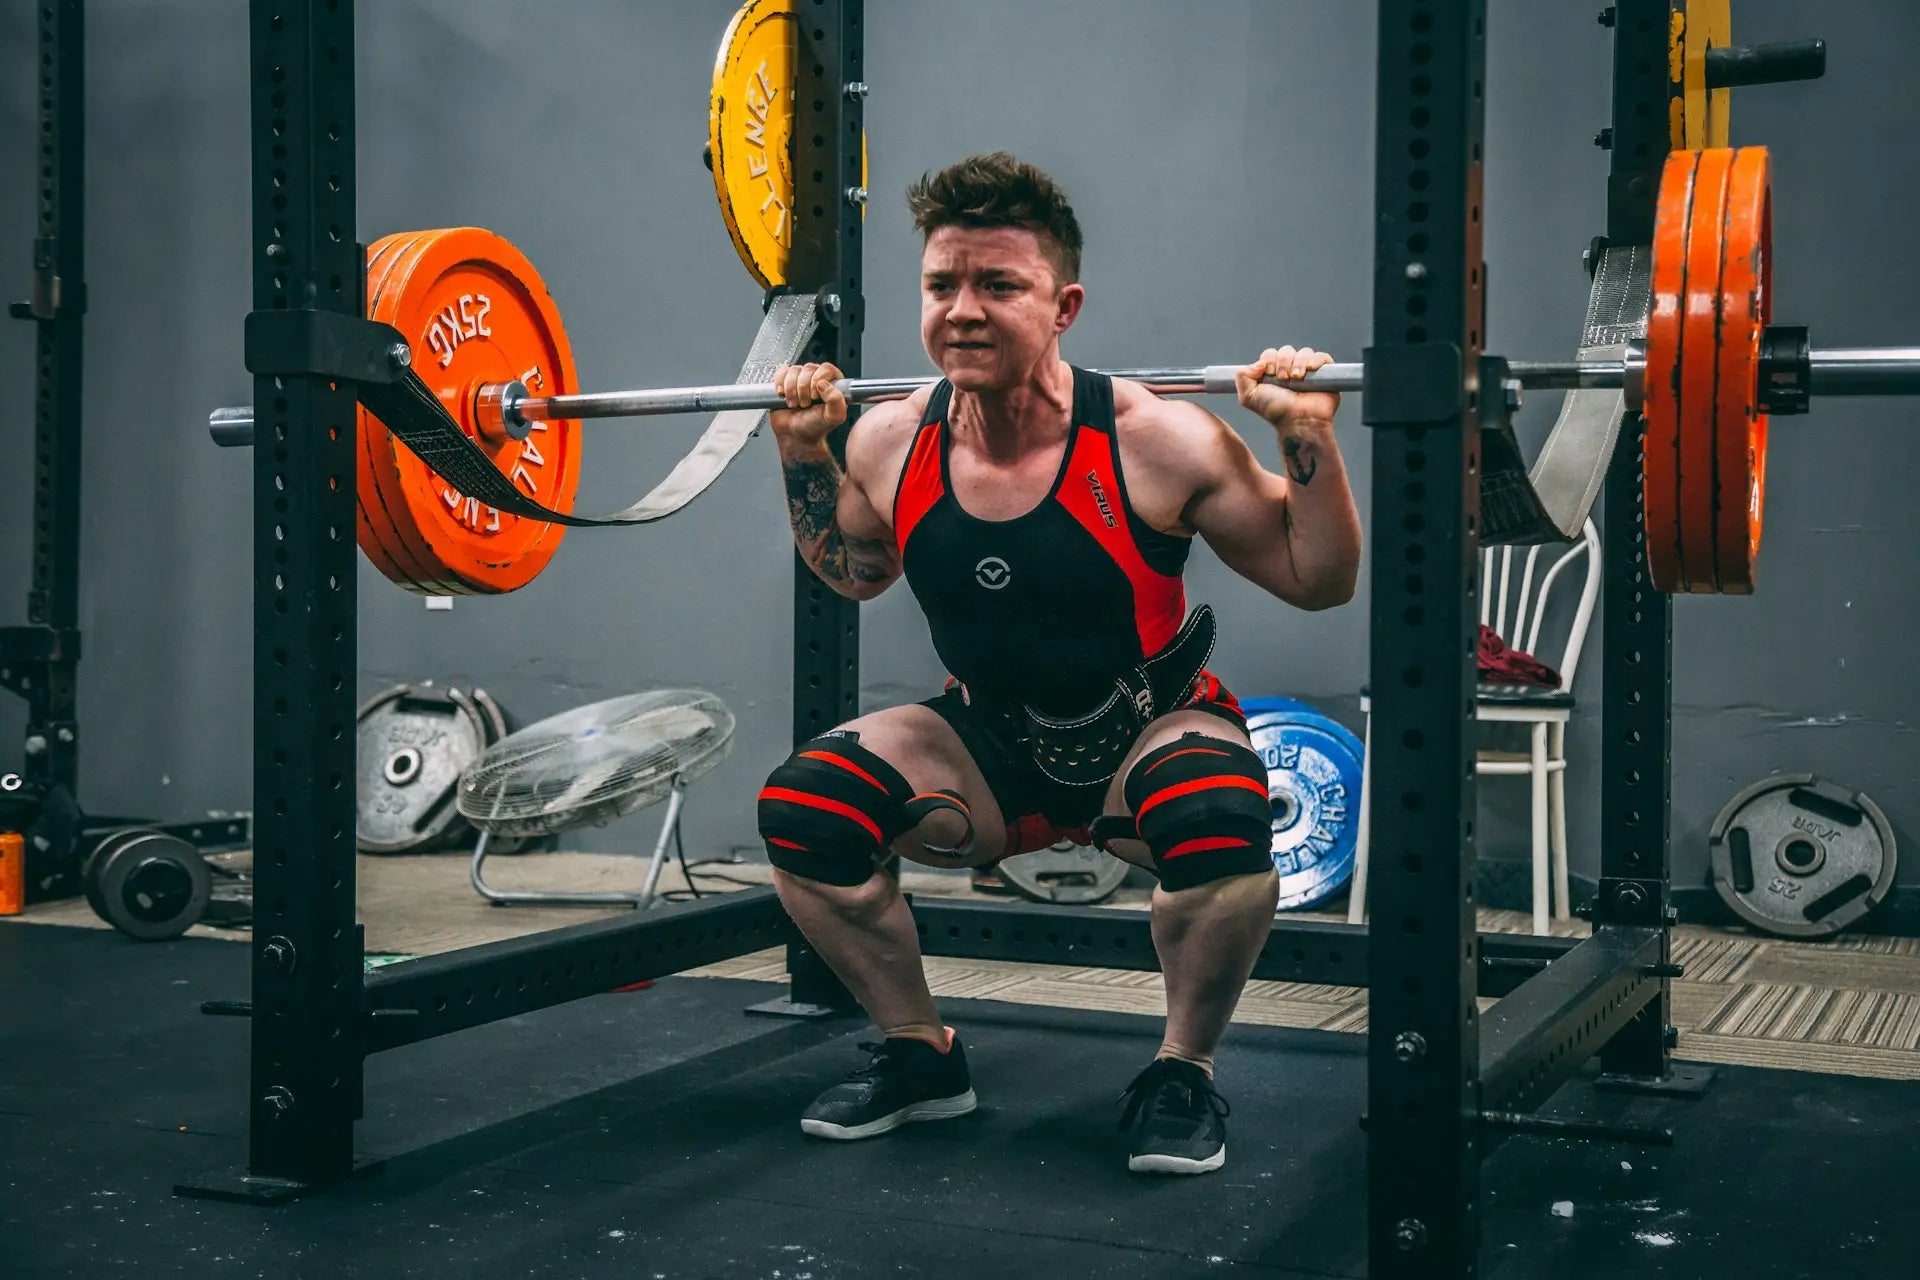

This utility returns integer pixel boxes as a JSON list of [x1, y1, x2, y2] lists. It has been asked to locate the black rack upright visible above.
[[4, 0, 86, 901], [1595, 0, 1685, 1085], [238, 0, 368, 1194], [1357, 1, 1741, 1272], [1361, 2, 1490, 1272], [788, 0, 866, 747], [778, 0, 869, 1015]]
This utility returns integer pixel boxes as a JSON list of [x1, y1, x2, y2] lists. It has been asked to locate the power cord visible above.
[[658, 824, 763, 902]]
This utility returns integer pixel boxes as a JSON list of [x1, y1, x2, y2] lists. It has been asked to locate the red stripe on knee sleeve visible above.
[[1162, 835, 1257, 860], [1134, 774, 1268, 824], [1144, 745, 1230, 774], [798, 750, 888, 792], [757, 786, 883, 843], [767, 837, 809, 852]]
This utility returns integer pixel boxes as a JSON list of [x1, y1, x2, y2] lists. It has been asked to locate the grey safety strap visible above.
[[610, 290, 821, 523], [1526, 243, 1654, 539]]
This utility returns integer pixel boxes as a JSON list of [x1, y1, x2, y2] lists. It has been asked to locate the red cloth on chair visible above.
[[1477, 625, 1561, 688]]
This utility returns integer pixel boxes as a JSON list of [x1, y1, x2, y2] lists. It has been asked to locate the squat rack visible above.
[[195, 3, 1802, 1277]]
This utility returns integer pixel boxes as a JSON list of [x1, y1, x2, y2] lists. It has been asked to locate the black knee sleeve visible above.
[[1121, 733, 1274, 892], [757, 732, 974, 885]]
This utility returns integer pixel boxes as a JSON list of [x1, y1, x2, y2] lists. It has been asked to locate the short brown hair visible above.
[[905, 152, 1083, 286]]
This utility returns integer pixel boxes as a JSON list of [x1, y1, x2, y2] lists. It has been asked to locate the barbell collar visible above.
[[1621, 342, 1647, 413], [476, 380, 534, 443], [205, 345, 1920, 444]]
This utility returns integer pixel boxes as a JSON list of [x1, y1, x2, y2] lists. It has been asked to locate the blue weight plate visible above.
[[1244, 702, 1364, 911], [1238, 695, 1311, 719]]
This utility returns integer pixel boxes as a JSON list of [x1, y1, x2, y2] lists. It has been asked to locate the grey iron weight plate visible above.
[[355, 683, 491, 854], [999, 841, 1131, 904], [1708, 772, 1897, 939], [87, 828, 211, 940]]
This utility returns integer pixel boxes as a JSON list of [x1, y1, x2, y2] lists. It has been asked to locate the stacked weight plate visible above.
[[355, 228, 582, 595], [355, 681, 535, 855], [82, 829, 211, 940]]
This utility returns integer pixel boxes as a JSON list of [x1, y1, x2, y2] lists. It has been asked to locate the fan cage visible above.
[[457, 690, 735, 838]]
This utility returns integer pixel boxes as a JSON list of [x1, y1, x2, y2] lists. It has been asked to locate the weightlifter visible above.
[[758, 152, 1362, 1174]]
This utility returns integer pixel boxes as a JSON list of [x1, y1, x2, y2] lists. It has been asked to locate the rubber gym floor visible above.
[[5, 859, 1917, 1279]]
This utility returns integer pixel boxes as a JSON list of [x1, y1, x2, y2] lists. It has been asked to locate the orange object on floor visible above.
[[0, 831, 24, 915]]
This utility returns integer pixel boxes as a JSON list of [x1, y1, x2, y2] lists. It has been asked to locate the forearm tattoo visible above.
[[784, 457, 839, 545], [783, 456, 894, 586], [1282, 435, 1318, 486]]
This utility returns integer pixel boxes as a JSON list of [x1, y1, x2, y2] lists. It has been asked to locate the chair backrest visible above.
[[1480, 518, 1601, 693]]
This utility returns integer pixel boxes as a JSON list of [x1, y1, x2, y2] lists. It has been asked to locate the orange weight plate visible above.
[[360, 232, 488, 596], [356, 228, 582, 595], [1713, 146, 1771, 593], [1643, 149, 1698, 594], [355, 232, 463, 596], [1677, 147, 1735, 594], [357, 230, 468, 594]]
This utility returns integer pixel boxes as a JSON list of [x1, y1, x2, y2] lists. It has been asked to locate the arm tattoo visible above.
[[784, 457, 840, 545], [844, 533, 897, 583], [783, 455, 895, 587], [1282, 435, 1318, 486]]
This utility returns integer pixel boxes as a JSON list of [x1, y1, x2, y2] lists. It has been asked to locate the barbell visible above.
[[207, 346, 1918, 446], [207, 145, 1920, 597]]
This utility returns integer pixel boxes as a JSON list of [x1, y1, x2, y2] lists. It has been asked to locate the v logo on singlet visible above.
[[974, 556, 1012, 590]]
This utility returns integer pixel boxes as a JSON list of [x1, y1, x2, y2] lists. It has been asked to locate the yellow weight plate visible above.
[[1669, 0, 1731, 149], [709, 0, 866, 289]]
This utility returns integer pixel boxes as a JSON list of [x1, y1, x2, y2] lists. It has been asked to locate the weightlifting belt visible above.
[[964, 605, 1218, 789]]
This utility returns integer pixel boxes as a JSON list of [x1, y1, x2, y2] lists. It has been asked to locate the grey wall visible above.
[[2, 1, 1914, 898]]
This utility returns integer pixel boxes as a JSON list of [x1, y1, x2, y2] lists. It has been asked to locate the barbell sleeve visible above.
[[1804, 348, 1920, 396], [204, 346, 1920, 446], [210, 406, 256, 448], [1705, 40, 1827, 91]]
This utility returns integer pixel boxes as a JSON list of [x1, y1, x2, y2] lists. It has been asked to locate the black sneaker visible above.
[[1117, 1057, 1230, 1174], [800, 1032, 977, 1140]]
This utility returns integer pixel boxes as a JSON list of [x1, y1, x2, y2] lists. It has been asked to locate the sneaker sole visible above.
[[1128, 1146, 1226, 1175], [800, 1089, 978, 1141]]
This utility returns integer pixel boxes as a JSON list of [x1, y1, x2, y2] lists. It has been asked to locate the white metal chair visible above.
[[1350, 518, 1601, 935]]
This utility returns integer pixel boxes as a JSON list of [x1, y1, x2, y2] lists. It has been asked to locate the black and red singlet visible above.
[[891, 366, 1197, 716]]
